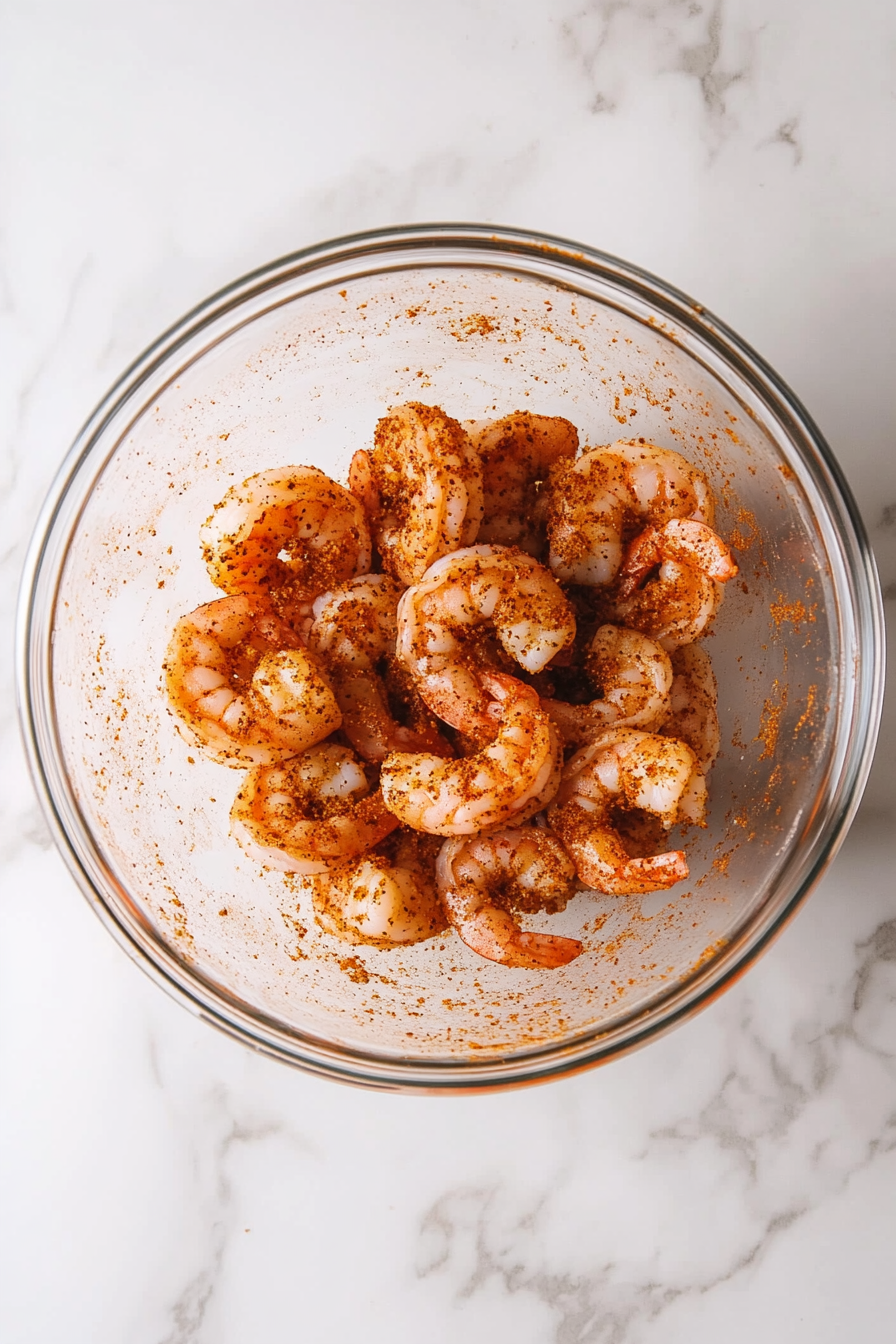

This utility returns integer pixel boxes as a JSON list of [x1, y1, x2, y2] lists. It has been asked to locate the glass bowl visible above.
[[17, 225, 884, 1091]]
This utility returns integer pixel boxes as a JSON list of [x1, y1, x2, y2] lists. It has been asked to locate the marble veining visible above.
[[559, 0, 760, 150], [2, 1, 895, 1340], [409, 872, 896, 1341]]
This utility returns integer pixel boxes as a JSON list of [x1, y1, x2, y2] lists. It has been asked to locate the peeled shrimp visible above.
[[380, 673, 562, 836], [396, 544, 576, 736], [547, 728, 705, 894], [200, 467, 371, 627], [313, 829, 447, 947], [609, 518, 738, 650], [660, 643, 720, 772], [230, 743, 398, 874], [465, 411, 579, 555], [545, 439, 714, 586], [308, 574, 452, 762], [437, 827, 582, 969], [164, 594, 342, 766], [349, 402, 483, 585], [544, 624, 673, 747]]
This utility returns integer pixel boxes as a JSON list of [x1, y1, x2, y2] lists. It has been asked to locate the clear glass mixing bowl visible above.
[[17, 225, 884, 1091]]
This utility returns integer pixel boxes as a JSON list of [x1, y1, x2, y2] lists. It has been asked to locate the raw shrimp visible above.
[[313, 829, 448, 947], [200, 466, 371, 627], [164, 594, 342, 766], [308, 574, 452, 762], [230, 743, 398, 874], [380, 673, 562, 836], [609, 518, 738, 650], [436, 827, 582, 969], [348, 402, 483, 584], [465, 411, 579, 555], [545, 439, 715, 586], [660, 643, 720, 772], [547, 728, 705, 894], [395, 544, 576, 736], [543, 624, 673, 747]]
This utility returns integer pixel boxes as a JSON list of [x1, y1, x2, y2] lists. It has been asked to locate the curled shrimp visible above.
[[164, 594, 342, 766], [609, 518, 738, 649], [395, 544, 576, 736], [313, 829, 448, 947], [545, 439, 714, 586], [660, 643, 720, 772], [349, 402, 483, 584], [547, 728, 705, 894], [544, 623, 673, 747], [230, 743, 398, 874], [308, 574, 452, 763], [200, 466, 371, 628], [437, 827, 582, 969], [380, 673, 562, 836], [465, 411, 579, 555]]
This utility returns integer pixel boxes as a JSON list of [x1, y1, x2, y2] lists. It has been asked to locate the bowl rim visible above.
[[16, 222, 886, 1092]]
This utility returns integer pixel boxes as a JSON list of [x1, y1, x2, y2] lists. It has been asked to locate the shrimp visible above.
[[608, 518, 738, 650], [200, 466, 371, 629], [465, 411, 579, 555], [660, 643, 720, 772], [380, 673, 562, 836], [348, 402, 483, 584], [436, 827, 582, 969], [543, 624, 673, 747], [164, 594, 342, 766], [308, 574, 452, 762], [547, 728, 705, 894], [313, 829, 448, 947], [395, 544, 576, 736], [545, 439, 715, 586], [230, 743, 398, 874]]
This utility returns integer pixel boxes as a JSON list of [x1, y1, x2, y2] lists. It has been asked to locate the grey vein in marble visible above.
[[758, 116, 803, 165], [557, 0, 758, 150]]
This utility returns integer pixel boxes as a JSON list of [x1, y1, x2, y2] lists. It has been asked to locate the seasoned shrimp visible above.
[[545, 439, 714, 586], [543, 624, 673, 747], [396, 544, 576, 736], [308, 574, 452, 762], [348, 402, 483, 584], [313, 829, 448, 947], [164, 595, 342, 766], [465, 411, 579, 555], [200, 466, 371, 627], [231, 743, 398, 874], [547, 728, 705, 894], [609, 518, 738, 650], [381, 673, 562, 836], [660, 643, 720, 772], [436, 827, 582, 969]]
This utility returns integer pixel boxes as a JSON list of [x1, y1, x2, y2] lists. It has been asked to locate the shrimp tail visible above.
[[577, 848, 689, 896], [447, 902, 583, 970], [348, 449, 381, 518], [616, 527, 663, 600]]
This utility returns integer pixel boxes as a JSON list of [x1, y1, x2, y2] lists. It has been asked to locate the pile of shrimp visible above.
[[164, 403, 737, 970]]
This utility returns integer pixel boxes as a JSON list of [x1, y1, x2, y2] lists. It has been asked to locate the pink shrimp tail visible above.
[[460, 907, 583, 970], [616, 527, 663, 599], [583, 848, 689, 896], [348, 449, 381, 517]]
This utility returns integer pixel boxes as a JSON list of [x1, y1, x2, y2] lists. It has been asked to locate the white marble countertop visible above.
[[2, 2, 895, 1339]]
